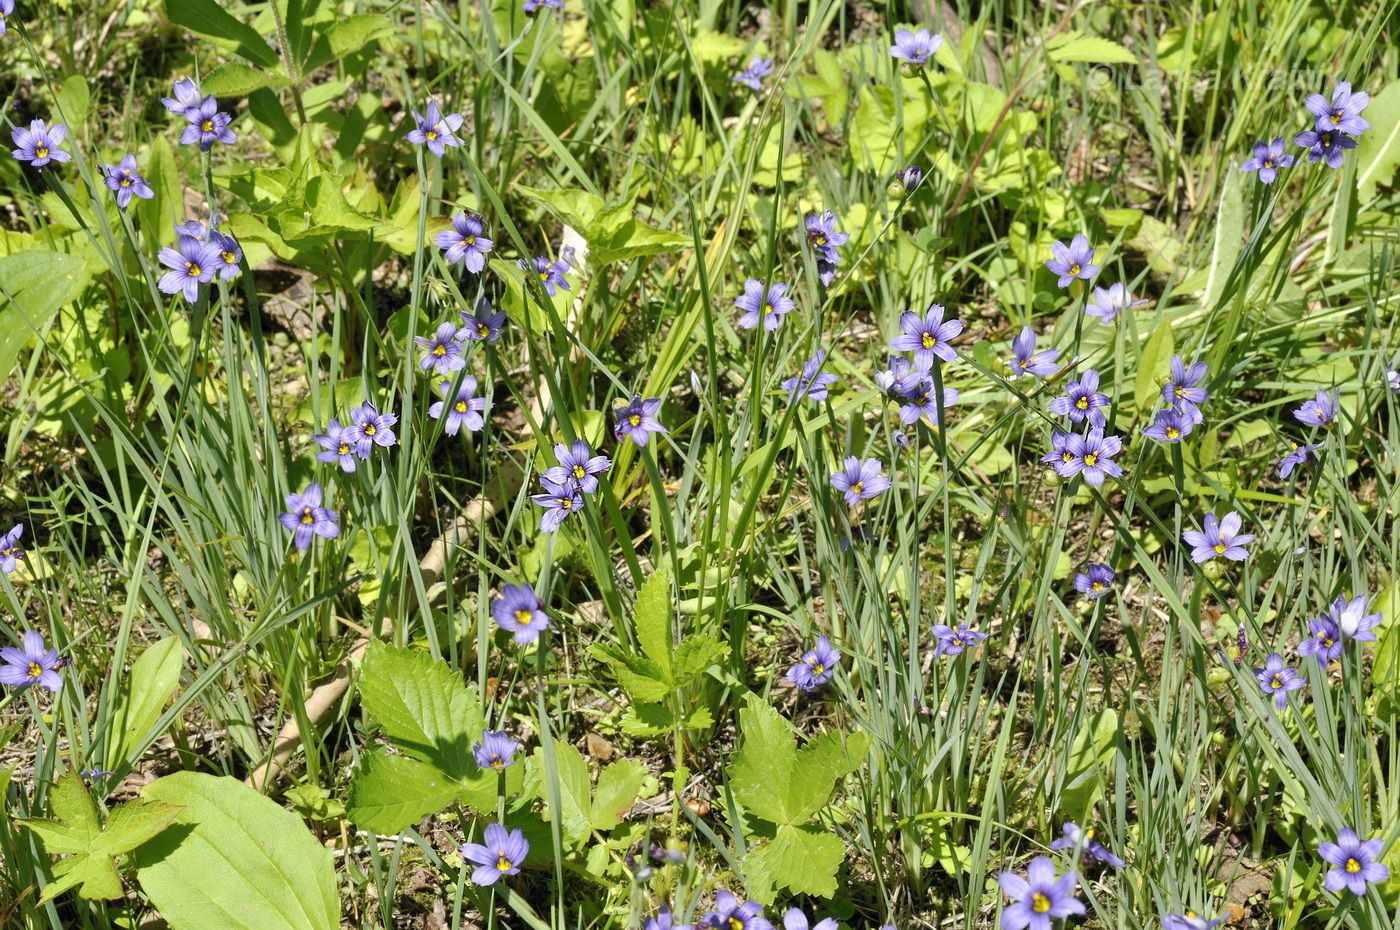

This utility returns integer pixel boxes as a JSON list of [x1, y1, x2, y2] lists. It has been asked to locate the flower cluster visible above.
[[532, 440, 612, 532]]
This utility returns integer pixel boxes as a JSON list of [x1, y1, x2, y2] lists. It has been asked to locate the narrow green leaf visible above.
[[164, 0, 280, 68], [1134, 319, 1175, 413], [107, 637, 184, 772], [1201, 166, 1244, 309]]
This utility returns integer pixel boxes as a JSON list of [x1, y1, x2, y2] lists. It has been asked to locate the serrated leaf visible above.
[[134, 773, 337, 930], [21, 773, 181, 902], [744, 823, 845, 903], [163, 0, 280, 68], [633, 566, 673, 678], [729, 695, 867, 829], [346, 751, 465, 834], [621, 703, 675, 737], [590, 645, 672, 703], [729, 695, 800, 824], [590, 758, 646, 831], [784, 729, 871, 824], [1357, 79, 1400, 200], [671, 635, 726, 686], [691, 29, 748, 63], [1134, 319, 1175, 413], [589, 215, 692, 266], [358, 643, 483, 778], [1047, 31, 1137, 65], [1201, 166, 1245, 309], [106, 637, 184, 772], [201, 62, 289, 96]]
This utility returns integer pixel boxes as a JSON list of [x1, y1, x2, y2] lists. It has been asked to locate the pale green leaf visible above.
[[1047, 31, 1138, 65], [744, 823, 845, 903], [784, 729, 871, 824], [515, 185, 604, 230], [1357, 79, 1400, 200], [135, 773, 337, 930], [0, 251, 90, 378], [54, 75, 90, 127], [729, 695, 800, 824], [1201, 165, 1244, 309], [21, 773, 181, 902], [1134, 318, 1175, 413], [590, 758, 646, 831], [327, 13, 394, 58], [690, 29, 748, 64], [535, 741, 592, 844], [106, 637, 184, 771], [1056, 709, 1119, 823], [671, 635, 726, 686]]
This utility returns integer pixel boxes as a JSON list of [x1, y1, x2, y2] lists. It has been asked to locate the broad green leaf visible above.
[[590, 645, 672, 703], [54, 75, 90, 127], [164, 0, 280, 68], [135, 773, 337, 930], [671, 635, 726, 686], [0, 250, 90, 378], [1056, 709, 1118, 823], [590, 758, 646, 832], [744, 823, 845, 903], [1357, 79, 1400, 200], [589, 215, 693, 266], [1200, 166, 1244, 309], [106, 637, 184, 771], [535, 741, 592, 844], [1134, 319, 1175, 413], [729, 695, 800, 824], [515, 185, 605, 230], [633, 566, 673, 678], [783, 729, 871, 824], [1047, 31, 1138, 65], [21, 773, 181, 902], [327, 13, 394, 58], [358, 642, 483, 778], [621, 702, 675, 737], [1129, 216, 1183, 273], [730, 695, 868, 829], [202, 62, 289, 96], [346, 751, 464, 834], [137, 137, 181, 244], [1370, 581, 1400, 717], [690, 29, 747, 64]]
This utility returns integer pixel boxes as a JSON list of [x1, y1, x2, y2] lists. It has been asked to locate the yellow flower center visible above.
[[514, 609, 532, 625], [628, 414, 641, 427], [1091, 581, 1103, 591], [223, 250, 237, 264], [495, 854, 512, 871], [300, 507, 314, 525], [477, 323, 490, 337], [810, 663, 825, 676], [1061, 452, 1072, 463], [201, 119, 214, 132], [185, 261, 202, 276], [1165, 427, 1180, 439], [1068, 263, 1081, 276], [433, 344, 447, 356], [1263, 159, 1273, 168], [573, 464, 586, 478], [454, 401, 468, 413], [1270, 674, 1283, 689], [27, 661, 42, 679], [850, 481, 864, 496], [1213, 543, 1226, 554], [464, 236, 475, 246], [425, 130, 438, 141], [1346, 857, 1361, 873], [558, 498, 572, 510], [1330, 112, 1341, 125], [1084, 453, 1098, 466], [337, 443, 350, 455], [120, 178, 132, 187], [1321, 136, 1332, 148], [921, 332, 937, 349], [729, 919, 745, 930], [1032, 893, 1051, 914], [364, 424, 376, 436], [1075, 397, 1089, 410], [35, 145, 48, 158]]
